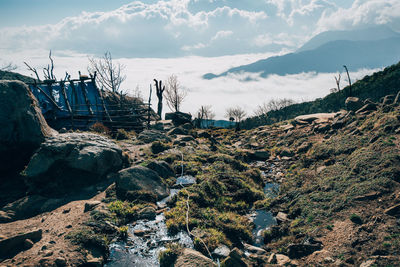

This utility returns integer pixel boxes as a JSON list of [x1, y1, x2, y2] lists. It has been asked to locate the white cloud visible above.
[[4, 49, 379, 119], [316, 0, 400, 32]]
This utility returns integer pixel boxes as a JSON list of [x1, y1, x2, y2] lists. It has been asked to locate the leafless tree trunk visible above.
[[154, 79, 165, 119], [165, 74, 186, 112], [226, 106, 246, 130], [343, 65, 352, 96], [197, 105, 215, 128], [43, 50, 56, 80], [88, 51, 126, 93], [334, 73, 341, 92]]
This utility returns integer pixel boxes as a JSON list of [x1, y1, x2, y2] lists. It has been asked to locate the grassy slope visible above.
[[243, 61, 400, 128]]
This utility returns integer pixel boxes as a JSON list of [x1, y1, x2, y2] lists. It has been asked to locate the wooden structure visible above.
[[28, 73, 151, 131]]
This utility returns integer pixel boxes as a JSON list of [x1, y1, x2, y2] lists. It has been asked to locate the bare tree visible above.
[[343, 65, 352, 96], [334, 73, 341, 92], [88, 51, 126, 93], [43, 50, 56, 80], [165, 74, 186, 112], [0, 62, 17, 71], [225, 106, 246, 122], [132, 85, 144, 101], [154, 79, 165, 119], [197, 105, 215, 128], [254, 98, 295, 116]]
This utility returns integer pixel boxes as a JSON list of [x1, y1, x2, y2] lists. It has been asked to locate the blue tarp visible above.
[[29, 80, 106, 121]]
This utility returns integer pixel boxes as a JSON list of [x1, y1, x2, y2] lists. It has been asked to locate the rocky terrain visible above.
[[0, 78, 399, 267]]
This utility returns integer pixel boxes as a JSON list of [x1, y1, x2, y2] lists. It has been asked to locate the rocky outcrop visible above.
[[0, 229, 42, 260], [175, 248, 216, 267], [0, 80, 55, 174], [165, 112, 192, 126], [113, 166, 169, 201], [23, 133, 124, 195]]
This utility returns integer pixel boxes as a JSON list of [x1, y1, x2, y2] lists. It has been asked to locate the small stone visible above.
[[243, 243, 266, 255], [276, 212, 289, 223], [212, 244, 230, 258]]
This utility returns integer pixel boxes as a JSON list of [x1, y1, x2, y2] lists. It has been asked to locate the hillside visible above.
[[0, 70, 34, 83], [243, 60, 400, 129], [204, 37, 400, 79]]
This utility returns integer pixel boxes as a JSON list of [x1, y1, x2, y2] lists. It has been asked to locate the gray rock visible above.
[[165, 112, 192, 126], [244, 243, 266, 255], [23, 133, 123, 195], [137, 130, 171, 144], [167, 127, 189, 136], [146, 161, 175, 179], [212, 244, 230, 258], [137, 206, 156, 220], [175, 248, 216, 267], [0, 80, 55, 174], [114, 166, 169, 201], [0, 229, 42, 260], [0, 195, 63, 222], [345, 97, 362, 112]]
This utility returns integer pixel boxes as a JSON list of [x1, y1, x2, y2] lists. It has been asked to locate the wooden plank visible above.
[[32, 84, 62, 111], [60, 81, 72, 114], [79, 79, 94, 115]]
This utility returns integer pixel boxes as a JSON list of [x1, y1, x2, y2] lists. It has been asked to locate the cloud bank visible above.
[[1, 0, 400, 58]]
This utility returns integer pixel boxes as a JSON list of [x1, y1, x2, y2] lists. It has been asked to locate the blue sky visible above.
[[1, 0, 399, 58]]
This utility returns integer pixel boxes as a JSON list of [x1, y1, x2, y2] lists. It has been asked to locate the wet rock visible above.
[[345, 97, 362, 112], [114, 166, 169, 201], [24, 133, 124, 195], [0, 229, 42, 260], [84, 201, 101, 212], [137, 130, 171, 144], [146, 161, 175, 179], [384, 203, 400, 217], [212, 244, 230, 259], [165, 112, 192, 126], [0, 80, 55, 174], [175, 248, 216, 267]]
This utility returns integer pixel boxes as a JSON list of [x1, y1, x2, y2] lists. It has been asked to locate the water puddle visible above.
[[174, 175, 196, 187]]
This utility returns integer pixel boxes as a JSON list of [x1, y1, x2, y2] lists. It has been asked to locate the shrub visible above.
[[90, 122, 111, 135], [115, 129, 130, 140]]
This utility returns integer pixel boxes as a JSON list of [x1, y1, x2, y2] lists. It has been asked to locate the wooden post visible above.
[[68, 78, 79, 115], [79, 75, 94, 115], [148, 84, 152, 129], [91, 71, 112, 122]]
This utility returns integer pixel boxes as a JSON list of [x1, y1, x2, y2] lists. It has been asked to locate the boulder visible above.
[[23, 133, 123, 195], [0, 229, 42, 260], [345, 97, 362, 112], [0, 195, 63, 222], [0, 80, 55, 174], [175, 248, 216, 267], [146, 161, 175, 179], [114, 166, 169, 201], [212, 245, 230, 259], [137, 130, 171, 144], [165, 112, 192, 126], [167, 127, 189, 136], [295, 113, 337, 124], [268, 253, 291, 265]]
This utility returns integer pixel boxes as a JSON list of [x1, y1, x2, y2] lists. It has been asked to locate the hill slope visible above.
[[204, 37, 400, 79]]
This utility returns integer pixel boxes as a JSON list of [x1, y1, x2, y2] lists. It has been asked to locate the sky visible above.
[[1, 0, 400, 118]]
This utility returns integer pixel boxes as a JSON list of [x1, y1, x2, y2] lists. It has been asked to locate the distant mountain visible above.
[[204, 37, 400, 79], [297, 25, 400, 52]]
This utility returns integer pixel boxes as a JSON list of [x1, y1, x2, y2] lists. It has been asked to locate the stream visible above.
[[106, 162, 280, 266]]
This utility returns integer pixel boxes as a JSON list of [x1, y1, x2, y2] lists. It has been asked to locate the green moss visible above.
[[159, 243, 183, 267]]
